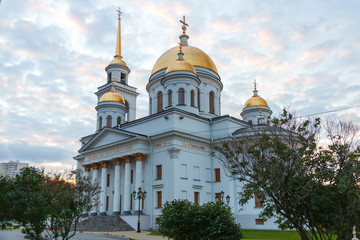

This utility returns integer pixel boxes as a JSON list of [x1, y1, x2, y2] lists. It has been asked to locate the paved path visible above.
[[0, 230, 129, 240], [88, 231, 172, 240]]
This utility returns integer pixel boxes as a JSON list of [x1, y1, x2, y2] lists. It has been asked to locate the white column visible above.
[[83, 165, 91, 178], [123, 156, 132, 215], [90, 163, 99, 216], [113, 158, 121, 215], [135, 153, 146, 213], [99, 161, 108, 216]]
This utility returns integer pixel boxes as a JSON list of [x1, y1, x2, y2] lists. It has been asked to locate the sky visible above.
[[0, 0, 359, 171]]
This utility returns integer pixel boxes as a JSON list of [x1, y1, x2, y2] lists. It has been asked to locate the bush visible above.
[[158, 199, 243, 240]]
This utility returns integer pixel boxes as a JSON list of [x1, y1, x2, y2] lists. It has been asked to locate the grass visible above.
[[149, 230, 301, 239], [242, 230, 301, 240]]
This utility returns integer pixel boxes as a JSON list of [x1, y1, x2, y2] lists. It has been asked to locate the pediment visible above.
[[79, 128, 139, 152]]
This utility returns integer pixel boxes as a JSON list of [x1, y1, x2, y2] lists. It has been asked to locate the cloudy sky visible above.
[[1, 0, 359, 171]]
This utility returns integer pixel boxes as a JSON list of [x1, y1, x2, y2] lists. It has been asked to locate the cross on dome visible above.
[[254, 79, 257, 91], [180, 15, 188, 34]]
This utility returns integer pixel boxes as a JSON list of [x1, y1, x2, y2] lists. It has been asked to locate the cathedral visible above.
[[74, 11, 276, 230]]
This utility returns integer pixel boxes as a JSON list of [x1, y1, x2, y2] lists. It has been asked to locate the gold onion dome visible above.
[[99, 77, 125, 104], [152, 45, 217, 75], [166, 44, 196, 74], [243, 81, 269, 109], [99, 91, 125, 104]]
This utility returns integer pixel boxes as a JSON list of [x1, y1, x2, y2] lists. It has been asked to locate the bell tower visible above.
[[95, 8, 139, 122]]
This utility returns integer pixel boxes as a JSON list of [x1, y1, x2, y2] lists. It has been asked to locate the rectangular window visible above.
[[254, 194, 263, 208], [193, 166, 200, 180], [215, 168, 221, 182], [194, 192, 199, 205], [130, 193, 133, 210], [131, 170, 134, 184], [155, 217, 160, 225], [256, 219, 264, 225], [181, 164, 187, 179], [156, 165, 162, 180], [107, 174, 110, 187], [157, 191, 162, 208], [106, 196, 109, 211]]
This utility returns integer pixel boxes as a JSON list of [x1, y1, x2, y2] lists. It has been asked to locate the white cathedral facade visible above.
[[74, 12, 277, 230]]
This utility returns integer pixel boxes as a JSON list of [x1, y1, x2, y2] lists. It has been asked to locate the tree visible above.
[[214, 109, 360, 240], [158, 199, 243, 240], [0, 167, 100, 240]]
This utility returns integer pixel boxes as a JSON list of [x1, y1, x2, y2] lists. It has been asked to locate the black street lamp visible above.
[[132, 187, 147, 233], [215, 191, 230, 205]]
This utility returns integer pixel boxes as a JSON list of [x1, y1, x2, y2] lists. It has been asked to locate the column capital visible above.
[[123, 155, 132, 164], [92, 163, 100, 170], [101, 161, 109, 168], [168, 147, 181, 159], [113, 157, 122, 165], [134, 152, 147, 161], [84, 165, 91, 172]]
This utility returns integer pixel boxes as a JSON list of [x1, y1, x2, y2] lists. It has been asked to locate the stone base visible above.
[[123, 211, 131, 215], [90, 212, 97, 216], [112, 211, 120, 216], [98, 212, 107, 216]]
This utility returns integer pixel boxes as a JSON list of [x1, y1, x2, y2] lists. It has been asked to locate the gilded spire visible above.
[[259, 104, 263, 117], [109, 8, 127, 66], [254, 79, 257, 91], [177, 42, 184, 60], [253, 79, 258, 96]]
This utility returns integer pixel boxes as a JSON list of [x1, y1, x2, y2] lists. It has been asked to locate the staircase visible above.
[[74, 216, 134, 232]]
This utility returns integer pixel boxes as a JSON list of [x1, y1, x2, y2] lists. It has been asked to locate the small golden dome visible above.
[[243, 95, 269, 109], [109, 56, 127, 66], [151, 45, 218, 75], [166, 58, 196, 74], [99, 90, 125, 104]]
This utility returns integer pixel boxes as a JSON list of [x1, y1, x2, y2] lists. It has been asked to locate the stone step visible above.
[[74, 216, 134, 232]]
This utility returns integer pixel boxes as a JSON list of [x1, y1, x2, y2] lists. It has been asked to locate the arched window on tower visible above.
[[117, 116, 121, 125], [167, 89, 172, 107], [149, 97, 152, 115], [197, 89, 201, 111], [209, 91, 215, 114], [99, 116, 102, 129], [157, 91, 163, 113], [106, 115, 112, 127], [190, 90, 195, 107], [178, 88, 185, 105]]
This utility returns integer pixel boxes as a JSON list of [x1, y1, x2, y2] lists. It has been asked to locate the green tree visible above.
[[0, 167, 100, 240], [158, 199, 243, 240], [214, 110, 360, 240]]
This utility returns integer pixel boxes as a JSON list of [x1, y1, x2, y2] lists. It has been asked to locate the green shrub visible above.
[[158, 199, 243, 240]]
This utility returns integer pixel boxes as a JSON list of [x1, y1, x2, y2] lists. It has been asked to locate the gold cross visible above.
[[112, 76, 116, 87], [180, 15, 188, 34], [117, 7, 122, 20], [254, 79, 257, 91]]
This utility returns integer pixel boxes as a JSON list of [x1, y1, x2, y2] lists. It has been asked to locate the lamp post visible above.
[[132, 187, 147, 233], [215, 191, 230, 205]]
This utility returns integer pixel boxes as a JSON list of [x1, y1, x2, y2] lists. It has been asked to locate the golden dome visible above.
[[243, 95, 269, 109], [99, 90, 125, 104], [109, 56, 127, 66], [166, 58, 196, 74], [151, 45, 218, 75]]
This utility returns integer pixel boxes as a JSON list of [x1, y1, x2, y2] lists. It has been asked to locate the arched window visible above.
[[178, 88, 185, 105], [209, 91, 215, 114], [190, 90, 195, 107], [117, 116, 121, 125], [106, 115, 112, 127], [197, 89, 201, 110], [167, 89, 172, 107], [99, 116, 102, 129], [157, 91, 163, 113], [149, 97, 152, 115]]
